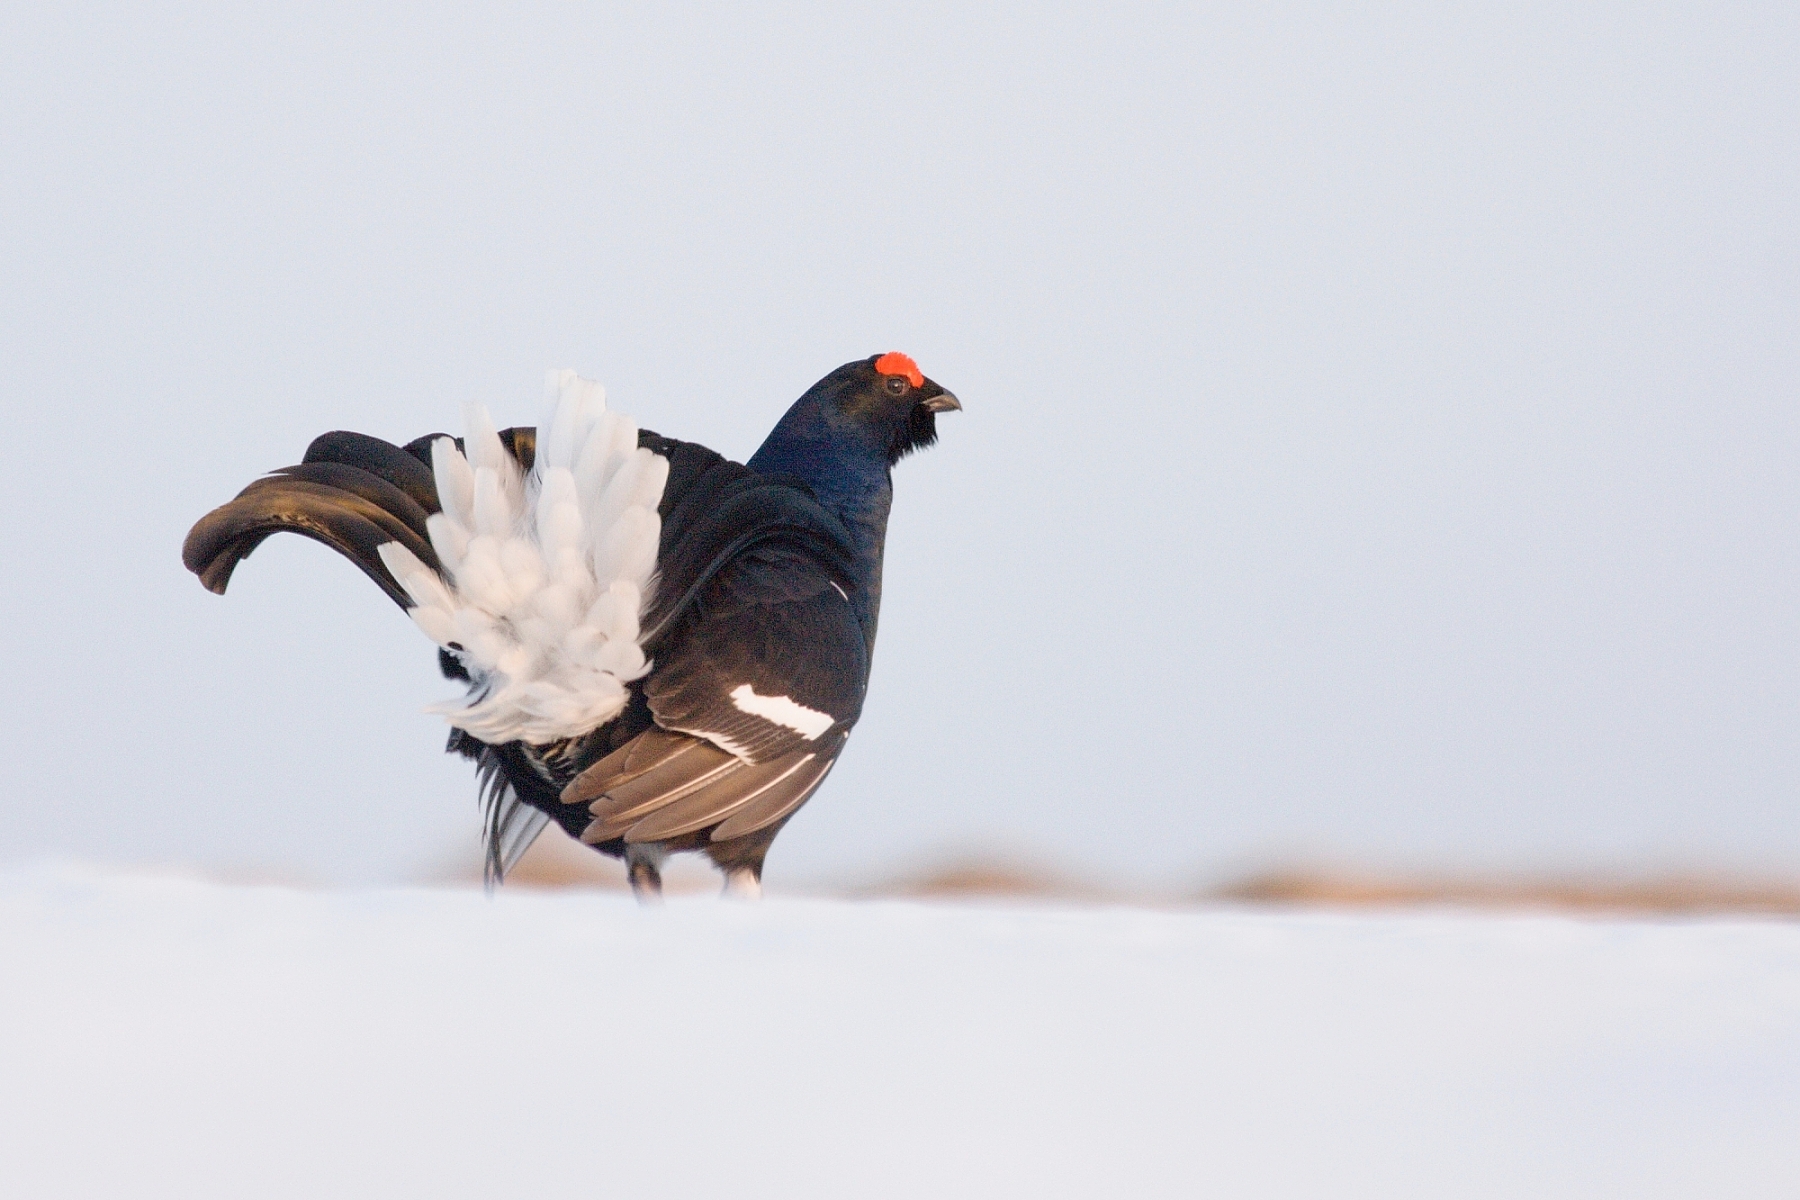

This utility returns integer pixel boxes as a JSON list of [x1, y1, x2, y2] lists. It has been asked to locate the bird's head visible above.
[[755, 352, 961, 473], [855, 352, 962, 465]]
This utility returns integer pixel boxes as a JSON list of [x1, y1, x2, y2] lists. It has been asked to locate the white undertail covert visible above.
[[377, 371, 669, 745]]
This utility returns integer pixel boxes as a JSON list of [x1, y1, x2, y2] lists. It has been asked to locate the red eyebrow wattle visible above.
[[875, 352, 923, 388]]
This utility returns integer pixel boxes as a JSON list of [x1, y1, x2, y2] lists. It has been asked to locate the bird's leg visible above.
[[625, 844, 666, 905], [708, 831, 775, 902], [627, 857, 662, 901], [721, 866, 762, 901]]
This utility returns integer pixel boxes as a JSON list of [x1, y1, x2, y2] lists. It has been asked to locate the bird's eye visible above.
[[884, 376, 909, 395]]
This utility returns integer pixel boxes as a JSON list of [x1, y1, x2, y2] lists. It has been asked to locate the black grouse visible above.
[[183, 353, 960, 899]]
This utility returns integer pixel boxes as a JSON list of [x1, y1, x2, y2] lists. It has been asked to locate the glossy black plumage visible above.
[[183, 354, 957, 897]]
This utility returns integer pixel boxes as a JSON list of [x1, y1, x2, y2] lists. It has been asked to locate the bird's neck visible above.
[[747, 431, 894, 644], [817, 472, 893, 642]]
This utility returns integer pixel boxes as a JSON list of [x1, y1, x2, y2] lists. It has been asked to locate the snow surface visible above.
[[3, 867, 1798, 1200]]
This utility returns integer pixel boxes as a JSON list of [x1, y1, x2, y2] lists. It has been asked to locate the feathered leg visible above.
[[707, 822, 783, 902], [720, 867, 762, 900], [625, 844, 666, 904]]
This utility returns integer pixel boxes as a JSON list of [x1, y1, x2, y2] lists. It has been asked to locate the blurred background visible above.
[[1, 3, 1794, 908]]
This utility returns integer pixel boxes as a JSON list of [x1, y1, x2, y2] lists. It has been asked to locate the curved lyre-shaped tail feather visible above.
[[182, 431, 448, 609]]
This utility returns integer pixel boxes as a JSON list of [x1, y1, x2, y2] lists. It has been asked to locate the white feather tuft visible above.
[[431, 438, 474, 530], [378, 372, 668, 745]]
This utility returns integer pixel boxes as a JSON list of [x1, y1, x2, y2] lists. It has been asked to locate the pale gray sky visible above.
[[2, 3, 1794, 886]]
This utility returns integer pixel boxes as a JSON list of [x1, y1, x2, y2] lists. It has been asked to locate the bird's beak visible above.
[[921, 391, 962, 413]]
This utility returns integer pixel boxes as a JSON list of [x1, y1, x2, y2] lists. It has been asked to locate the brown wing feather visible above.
[[619, 750, 819, 843], [571, 733, 740, 844], [560, 728, 701, 808], [584, 758, 743, 839], [710, 748, 838, 841], [565, 723, 848, 847]]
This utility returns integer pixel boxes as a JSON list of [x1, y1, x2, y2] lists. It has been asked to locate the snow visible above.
[[3, 867, 1798, 1199]]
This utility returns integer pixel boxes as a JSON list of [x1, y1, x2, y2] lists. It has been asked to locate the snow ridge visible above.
[[378, 370, 669, 745]]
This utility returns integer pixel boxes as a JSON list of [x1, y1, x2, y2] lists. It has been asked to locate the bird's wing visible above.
[[570, 730, 843, 845], [648, 543, 868, 761], [563, 537, 867, 845], [635, 432, 862, 655]]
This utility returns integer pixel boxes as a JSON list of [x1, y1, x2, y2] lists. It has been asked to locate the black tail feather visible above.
[[303, 431, 442, 516], [183, 466, 442, 610], [185, 427, 541, 611], [476, 749, 552, 888], [269, 462, 436, 533]]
